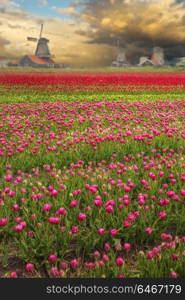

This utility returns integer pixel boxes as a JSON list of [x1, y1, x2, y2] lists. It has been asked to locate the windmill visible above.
[[151, 47, 165, 66], [111, 39, 128, 67], [116, 40, 127, 64], [27, 23, 52, 61], [19, 23, 63, 67]]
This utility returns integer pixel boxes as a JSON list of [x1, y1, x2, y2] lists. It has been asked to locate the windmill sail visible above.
[[27, 37, 38, 42]]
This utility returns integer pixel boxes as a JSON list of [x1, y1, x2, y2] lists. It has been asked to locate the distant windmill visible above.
[[111, 39, 128, 67], [116, 40, 127, 64], [27, 23, 51, 60], [151, 47, 165, 66]]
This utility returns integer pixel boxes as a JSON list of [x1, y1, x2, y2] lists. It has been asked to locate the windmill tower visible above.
[[111, 40, 128, 67], [116, 40, 127, 64], [151, 47, 165, 66], [27, 24, 52, 61]]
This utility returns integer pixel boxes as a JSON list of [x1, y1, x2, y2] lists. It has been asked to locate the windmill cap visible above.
[[39, 38, 49, 43]]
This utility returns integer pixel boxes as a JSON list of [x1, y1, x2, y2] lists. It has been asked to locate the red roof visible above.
[[28, 55, 54, 65], [9, 60, 19, 65]]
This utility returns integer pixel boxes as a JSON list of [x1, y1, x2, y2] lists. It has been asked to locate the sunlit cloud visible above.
[[1, 0, 185, 66]]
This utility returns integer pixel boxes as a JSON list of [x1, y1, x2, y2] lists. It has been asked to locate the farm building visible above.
[[138, 47, 165, 67], [175, 57, 185, 67], [8, 60, 19, 67], [19, 55, 55, 68], [138, 56, 154, 67]]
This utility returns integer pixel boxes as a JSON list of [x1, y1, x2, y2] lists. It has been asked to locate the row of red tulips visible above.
[[1, 71, 185, 87]]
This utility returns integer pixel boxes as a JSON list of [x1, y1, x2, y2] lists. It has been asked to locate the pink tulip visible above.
[[25, 263, 35, 272], [116, 257, 125, 267]]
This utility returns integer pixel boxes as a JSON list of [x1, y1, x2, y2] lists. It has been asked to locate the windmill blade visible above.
[[39, 24, 43, 39], [27, 37, 38, 42]]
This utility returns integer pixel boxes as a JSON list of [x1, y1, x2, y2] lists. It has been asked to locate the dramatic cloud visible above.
[[1, 0, 185, 66], [70, 0, 185, 63]]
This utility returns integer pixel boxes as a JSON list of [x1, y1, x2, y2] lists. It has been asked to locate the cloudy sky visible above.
[[1, 0, 185, 66]]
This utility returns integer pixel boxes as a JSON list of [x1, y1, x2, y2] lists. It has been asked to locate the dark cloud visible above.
[[72, 0, 185, 63], [2, 0, 185, 66]]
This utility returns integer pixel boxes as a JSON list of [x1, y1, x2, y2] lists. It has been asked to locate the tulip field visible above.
[[0, 69, 185, 278]]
